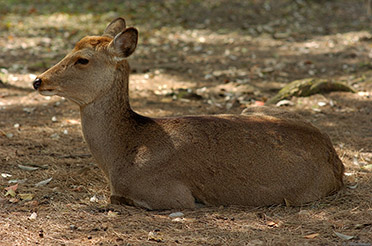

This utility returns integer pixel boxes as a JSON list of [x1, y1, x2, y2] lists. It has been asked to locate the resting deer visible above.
[[33, 18, 344, 210]]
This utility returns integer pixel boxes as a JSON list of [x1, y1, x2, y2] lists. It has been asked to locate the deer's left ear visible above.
[[103, 17, 126, 38], [108, 27, 138, 58]]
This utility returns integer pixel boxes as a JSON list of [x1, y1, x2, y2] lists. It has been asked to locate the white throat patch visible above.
[[113, 56, 125, 62]]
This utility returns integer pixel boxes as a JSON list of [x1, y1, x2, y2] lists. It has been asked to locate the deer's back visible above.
[[133, 108, 344, 206]]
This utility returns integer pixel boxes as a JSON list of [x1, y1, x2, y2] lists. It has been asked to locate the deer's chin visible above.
[[39, 90, 58, 96]]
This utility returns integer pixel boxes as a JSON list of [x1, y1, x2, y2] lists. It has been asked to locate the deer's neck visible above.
[[79, 69, 146, 177]]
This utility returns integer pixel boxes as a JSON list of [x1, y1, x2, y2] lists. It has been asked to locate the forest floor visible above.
[[0, 1, 371, 245]]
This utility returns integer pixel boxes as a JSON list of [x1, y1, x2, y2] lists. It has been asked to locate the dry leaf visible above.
[[266, 221, 279, 227], [148, 231, 163, 242], [4, 184, 18, 197], [19, 193, 35, 201], [254, 101, 265, 106], [66, 119, 80, 124], [304, 233, 319, 239], [347, 184, 358, 189], [8, 179, 27, 184], [355, 223, 372, 229], [334, 231, 354, 240], [9, 198, 19, 203], [5, 183, 18, 191], [284, 198, 291, 207], [107, 211, 118, 217], [18, 164, 38, 171], [361, 164, 372, 170], [35, 177, 52, 187], [5, 189, 16, 197], [25, 200, 39, 207]]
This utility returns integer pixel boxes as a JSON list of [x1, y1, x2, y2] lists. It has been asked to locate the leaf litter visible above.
[[0, 0, 372, 245], [34, 177, 53, 187]]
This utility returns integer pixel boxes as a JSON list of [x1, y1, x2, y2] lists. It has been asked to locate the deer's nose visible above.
[[33, 78, 42, 90]]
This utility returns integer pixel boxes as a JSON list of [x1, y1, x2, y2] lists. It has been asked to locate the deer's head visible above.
[[33, 18, 137, 106]]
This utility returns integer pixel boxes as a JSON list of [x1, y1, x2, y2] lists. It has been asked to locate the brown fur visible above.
[[34, 18, 344, 210], [73, 36, 112, 51]]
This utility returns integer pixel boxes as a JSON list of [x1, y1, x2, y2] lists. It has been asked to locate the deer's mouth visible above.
[[33, 78, 59, 96], [39, 89, 58, 96]]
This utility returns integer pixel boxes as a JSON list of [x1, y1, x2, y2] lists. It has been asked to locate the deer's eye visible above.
[[75, 58, 89, 65]]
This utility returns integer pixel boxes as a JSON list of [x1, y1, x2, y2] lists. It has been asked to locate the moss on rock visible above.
[[265, 78, 356, 105]]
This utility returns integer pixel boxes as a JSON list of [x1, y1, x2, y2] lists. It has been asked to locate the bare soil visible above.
[[0, 1, 371, 245]]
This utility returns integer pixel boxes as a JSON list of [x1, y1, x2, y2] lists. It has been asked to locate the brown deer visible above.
[[33, 18, 344, 210]]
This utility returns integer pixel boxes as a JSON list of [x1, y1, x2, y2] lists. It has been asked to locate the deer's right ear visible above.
[[109, 27, 138, 58], [103, 17, 126, 38]]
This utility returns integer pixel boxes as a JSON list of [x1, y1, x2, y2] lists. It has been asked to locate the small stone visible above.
[[13, 123, 20, 128], [1, 173, 12, 178], [51, 116, 57, 122], [318, 101, 327, 107], [276, 100, 294, 107], [308, 70, 316, 76], [29, 212, 37, 220], [169, 212, 184, 218], [193, 46, 203, 52], [298, 210, 310, 215], [23, 107, 35, 113], [70, 225, 78, 230], [229, 55, 237, 61], [312, 108, 321, 112], [204, 74, 213, 80], [90, 195, 98, 203]]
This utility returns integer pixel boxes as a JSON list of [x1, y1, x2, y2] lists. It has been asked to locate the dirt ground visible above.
[[0, 0, 371, 245]]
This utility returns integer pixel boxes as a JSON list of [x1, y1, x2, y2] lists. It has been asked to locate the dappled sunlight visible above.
[[1, 0, 372, 245], [2, 13, 105, 35]]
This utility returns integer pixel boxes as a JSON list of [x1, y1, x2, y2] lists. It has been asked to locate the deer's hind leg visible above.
[[112, 180, 196, 210]]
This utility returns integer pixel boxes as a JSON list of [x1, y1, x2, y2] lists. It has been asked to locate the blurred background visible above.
[[1, 0, 371, 95]]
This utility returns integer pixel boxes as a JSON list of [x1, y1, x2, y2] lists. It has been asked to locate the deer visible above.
[[32, 18, 344, 210]]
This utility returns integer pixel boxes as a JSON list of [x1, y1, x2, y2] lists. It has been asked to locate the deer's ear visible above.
[[103, 17, 126, 38], [109, 27, 138, 58]]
